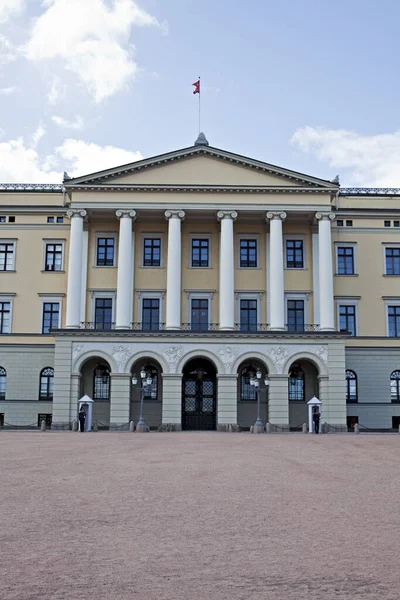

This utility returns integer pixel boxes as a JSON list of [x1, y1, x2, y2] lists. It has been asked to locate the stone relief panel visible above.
[[70, 341, 329, 375]]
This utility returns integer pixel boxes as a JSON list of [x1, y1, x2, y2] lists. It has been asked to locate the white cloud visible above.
[[47, 76, 67, 105], [25, 0, 165, 102], [0, 132, 142, 182], [52, 115, 84, 130], [290, 126, 400, 187], [32, 125, 46, 147], [0, 35, 17, 66], [56, 139, 142, 176], [0, 0, 25, 23], [0, 86, 17, 95]]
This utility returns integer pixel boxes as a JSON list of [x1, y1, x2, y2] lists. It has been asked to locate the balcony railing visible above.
[[76, 322, 322, 333]]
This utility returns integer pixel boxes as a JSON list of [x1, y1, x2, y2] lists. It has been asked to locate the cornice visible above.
[[0, 184, 63, 192], [65, 184, 336, 194]]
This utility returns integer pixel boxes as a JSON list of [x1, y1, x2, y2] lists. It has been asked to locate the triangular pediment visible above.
[[65, 145, 338, 190]]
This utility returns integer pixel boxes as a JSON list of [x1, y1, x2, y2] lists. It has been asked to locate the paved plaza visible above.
[[0, 432, 399, 600]]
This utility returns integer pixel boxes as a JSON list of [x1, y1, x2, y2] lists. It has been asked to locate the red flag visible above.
[[192, 80, 200, 95]]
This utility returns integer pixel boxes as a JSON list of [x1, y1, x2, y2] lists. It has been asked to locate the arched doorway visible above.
[[288, 358, 319, 430], [80, 357, 111, 429], [236, 360, 269, 428], [182, 358, 217, 430], [130, 358, 163, 428]]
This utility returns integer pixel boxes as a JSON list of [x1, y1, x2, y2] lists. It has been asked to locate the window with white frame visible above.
[[90, 291, 116, 330], [0, 296, 13, 333], [96, 236, 116, 267], [142, 234, 163, 267], [285, 293, 309, 331], [384, 246, 400, 275], [236, 292, 262, 331], [336, 244, 356, 275], [41, 297, 62, 333], [43, 240, 64, 271], [0, 241, 16, 271], [285, 236, 305, 269], [190, 235, 211, 268], [137, 291, 164, 330], [186, 292, 213, 331], [238, 235, 259, 268], [336, 298, 359, 336], [387, 304, 400, 337]]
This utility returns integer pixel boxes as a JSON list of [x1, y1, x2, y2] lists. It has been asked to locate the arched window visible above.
[[288, 364, 305, 401], [0, 366, 6, 400], [39, 367, 54, 400], [93, 365, 110, 399], [240, 366, 258, 401], [390, 371, 400, 403], [142, 366, 158, 400], [345, 370, 357, 403]]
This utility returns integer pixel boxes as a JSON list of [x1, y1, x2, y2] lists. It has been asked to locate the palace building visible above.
[[1, 133, 400, 431]]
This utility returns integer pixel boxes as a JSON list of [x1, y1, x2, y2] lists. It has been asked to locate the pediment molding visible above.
[[64, 145, 339, 191], [66, 184, 335, 195]]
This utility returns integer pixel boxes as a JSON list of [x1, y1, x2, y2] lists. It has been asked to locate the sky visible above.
[[0, 0, 399, 186]]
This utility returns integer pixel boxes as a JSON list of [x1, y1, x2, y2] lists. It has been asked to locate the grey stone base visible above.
[[267, 423, 290, 433], [217, 424, 241, 432], [250, 424, 265, 434], [136, 423, 150, 432], [157, 423, 182, 432], [324, 423, 348, 433], [51, 422, 71, 431], [109, 423, 130, 432]]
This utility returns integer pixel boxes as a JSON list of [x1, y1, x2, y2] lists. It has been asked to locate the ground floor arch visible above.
[[182, 357, 217, 430], [287, 358, 319, 429], [130, 357, 163, 428], [236, 358, 269, 428], [79, 356, 111, 429]]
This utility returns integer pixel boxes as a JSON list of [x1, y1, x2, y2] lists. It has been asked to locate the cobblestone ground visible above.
[[1, 432, 399, 600]]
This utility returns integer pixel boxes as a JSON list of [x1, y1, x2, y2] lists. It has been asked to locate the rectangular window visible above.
[[96, 237, 115, 266], [287, 300, 304, 332], [346, 220, 353, 227], [56, 217, 64, 224], [385, 248, 400, 275], [240, 239, 257, 268], [38, 414, 52, 428], [143, 238, 161, 267], [0, 302, 11, 333], [94, 298, 113, 330], [286, 240, 304, 269], [47, 217, 54, 223], [240, 299, 257, 331], [339, 305, 356, 336], [337, 247, 354, 275], [42, 302, 60, 334], [191, 239, 209, 267], [8, 216, 15, 223], [388, 306, 400, 337], [337, 220, 343, 227], [45, 243, 63, 271], [384, 220, 391, 227], [394, 221, 400, 228], [191, 299, 208, 331], [0, 217, 5, 223], [142, 298, 160, 331], [0, 243, 15, 271]]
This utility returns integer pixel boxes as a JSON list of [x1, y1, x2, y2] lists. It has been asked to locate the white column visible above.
[[80, 229, 89, 323], [115, 210, 136, 329], [312, 233, 320, 326], [316, 212, 335, 331], [66, 209, 87, 328], [217, 211, 237, 330], [266, 212, 286, 330], [165, 210, 185, 330]]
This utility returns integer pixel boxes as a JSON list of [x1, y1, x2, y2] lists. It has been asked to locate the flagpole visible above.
[[198, 76, 201, 134]]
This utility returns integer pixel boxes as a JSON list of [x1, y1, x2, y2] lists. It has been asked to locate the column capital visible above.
[[67, 209, 87, 219], [217, 210, 237, 221], [315, 212, 335, 221], [266, 211, 286, 221], [116, 209, 136, 220], [165, 210, 185, 220]]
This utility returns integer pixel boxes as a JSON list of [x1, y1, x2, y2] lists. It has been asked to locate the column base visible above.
[[250, 424, 265, 434], [164, 325, 181, 331], [319, 327, 336, 332], [268, 326, 286, 331], [219, 326, 235, 331], [158, 423, 182, 432], [64, 324, 80, 330], [115, 325, 130, 330], [136, 423, 150, 433], [217, 423, 241, 432]]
